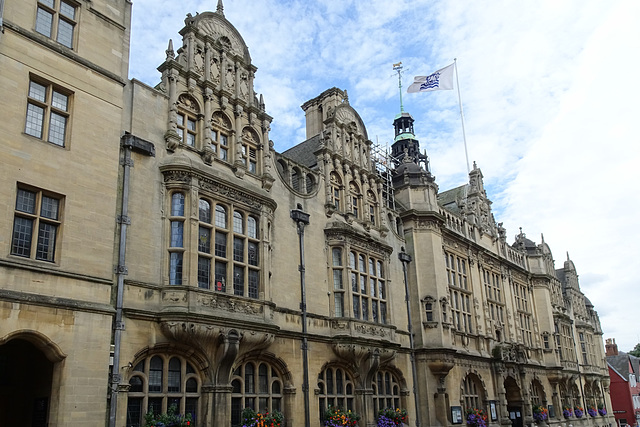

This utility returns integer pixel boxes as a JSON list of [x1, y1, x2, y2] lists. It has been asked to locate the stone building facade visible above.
[[0, 1, 614, 427]]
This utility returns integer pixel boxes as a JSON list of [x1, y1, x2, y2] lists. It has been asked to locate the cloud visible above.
[[128, 0, 640, 351]]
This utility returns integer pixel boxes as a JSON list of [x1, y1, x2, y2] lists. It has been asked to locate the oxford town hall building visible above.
[[0, 1, 614, 426]]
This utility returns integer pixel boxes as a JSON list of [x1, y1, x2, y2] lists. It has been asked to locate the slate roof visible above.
[[437, 184, 466, 215], [606, 351, 640, 381], [281, 135, 321, 169]]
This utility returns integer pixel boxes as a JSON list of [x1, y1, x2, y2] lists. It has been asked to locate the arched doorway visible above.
[[504, 376, 523, 427], [0, 338, 54, 426]]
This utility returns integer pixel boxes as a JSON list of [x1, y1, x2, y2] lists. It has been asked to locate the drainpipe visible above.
[[291, 205, 311, 427], [109, 133, 154, 427], [399, 247, 421, 427]]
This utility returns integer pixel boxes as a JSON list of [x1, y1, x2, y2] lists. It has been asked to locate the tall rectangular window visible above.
[[25, 79, 71, 147], [12, 186, 63, 262], [36, 0, 78, 48]]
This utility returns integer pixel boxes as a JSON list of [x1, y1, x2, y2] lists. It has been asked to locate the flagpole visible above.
[[454, 58, 471, 173]]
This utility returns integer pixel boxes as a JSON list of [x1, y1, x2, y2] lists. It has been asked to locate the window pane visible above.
[[248, 270, 259, 298], [171, 193, 185, 216], [170, 221, 183, 247], [245, 364, 255, 393], [332, 248, 342, 266], [57, 18, 74, 47], [126, 397, 143, 427], [12, 217, 34, 257], [197, 257, 210, 289], [233, 211, 243, 233], [353, 295, 360, 319], [25, 103, 45, 138], [168, 358, 181, 392], [362, 298, 368, 320], [48, 111, 67, 146], [29, 81, 47, 102], [186, 378, 198, 393], [214, 232, 226, 257], [247, 216, 257, 239], [16, 189, 36, 214], [248, 241, 258, 266], [149, 357, 163, 393], [169, 252, 183, 285], [215, 261, 226, 292], [215, 205, 227, 228], [36, 222, 57, 261], [333, 270, 342, 290], [60, 1, 76, 19], [259, 364, 268, 394], [334, 293, 344, 317], [40, 196, 59, 220], [40, 0, 54, 8], [35, 8, 53, 37], [186, 132, 195, 147], [187, 118, 196, 131], [233, 265, 244, 295], [199, 199, 211, 223], [198, 227, 210, 252], [233, 237, 244, 262]]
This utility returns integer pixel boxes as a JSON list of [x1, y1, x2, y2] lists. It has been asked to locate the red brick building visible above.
[[607, 338, 640, 427]]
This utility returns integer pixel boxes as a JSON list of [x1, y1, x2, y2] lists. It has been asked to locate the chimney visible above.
[[605, 338, 619, 356]]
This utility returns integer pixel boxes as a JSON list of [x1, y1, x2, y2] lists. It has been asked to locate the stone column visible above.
[[212, 385, 233, 427]]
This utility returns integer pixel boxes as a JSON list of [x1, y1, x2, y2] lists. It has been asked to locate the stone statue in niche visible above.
[[225, 65, 235, 91], [240, 72, 249, 99], [210, 57, 220, 84], [194, 47, 205, 75]]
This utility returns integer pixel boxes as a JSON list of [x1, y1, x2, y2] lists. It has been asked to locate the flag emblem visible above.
[[407, 63, 454, 93]]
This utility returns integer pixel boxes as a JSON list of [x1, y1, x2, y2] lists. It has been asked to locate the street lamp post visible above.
[[399, 247, 421, 427], [291, 206, 311, 427]]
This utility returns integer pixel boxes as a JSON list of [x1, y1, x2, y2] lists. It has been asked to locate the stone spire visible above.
[[216, 0, 224, 16]]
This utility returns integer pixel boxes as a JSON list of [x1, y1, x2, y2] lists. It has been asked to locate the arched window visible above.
[[126, 354, 200, 427], [231, 361, 283, 427], [318, 366, 355, 424], [169, 192, 185, 285], [367, 189, 377, 225], [177, 94, 199, 148], [530, 379, 545, 406], [349, 182, 361, 218], [241, 128, 260, 173], [211, 112, 232, 161], [330, 172, 342, 210], [372, 370, 401, 415], [461, 374, 484, 413]]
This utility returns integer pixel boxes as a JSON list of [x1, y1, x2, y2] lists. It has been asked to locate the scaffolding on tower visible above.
[[371, 140, 395, 211]]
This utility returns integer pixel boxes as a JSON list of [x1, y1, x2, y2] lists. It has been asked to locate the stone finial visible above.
[[216, 0, 224, 16], [166, 39, 174, 60]]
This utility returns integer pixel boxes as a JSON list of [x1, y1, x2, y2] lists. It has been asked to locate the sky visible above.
[[129, 0, 640, 352]]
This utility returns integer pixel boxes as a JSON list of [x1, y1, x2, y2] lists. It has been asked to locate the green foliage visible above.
[[629, 343, 640, 357], [144, 404, 192, 427]]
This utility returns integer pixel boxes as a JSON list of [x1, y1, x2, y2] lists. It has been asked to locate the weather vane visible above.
[[393, 62, 405, 113]]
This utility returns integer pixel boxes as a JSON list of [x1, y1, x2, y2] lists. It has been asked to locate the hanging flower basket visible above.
[[532, 405, 548, 423], [587, 406, 598, 417], [241, 408, 284, 427], [597, 403, 607, 416], [574, 406, 584, 418], [376, 408, 408, 427], [324, 406, 361, 427], [562, 406, 573, 418], [466, 408, 488, 427]]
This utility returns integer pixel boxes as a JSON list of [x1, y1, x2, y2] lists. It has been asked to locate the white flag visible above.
[[407, 63, 454, 93]]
